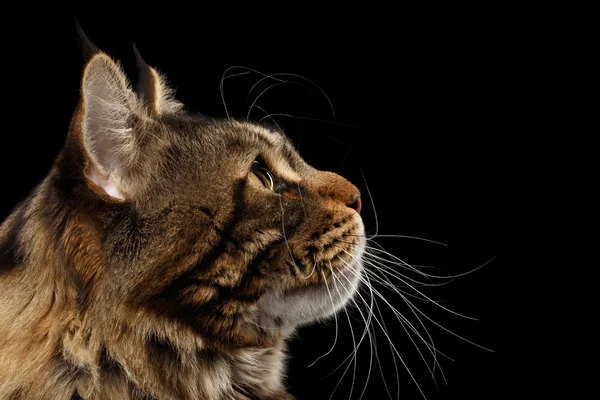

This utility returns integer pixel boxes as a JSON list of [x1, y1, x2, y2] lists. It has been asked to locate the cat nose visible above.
[[348, 193, 362, 214], [314, 171, 362, 214]]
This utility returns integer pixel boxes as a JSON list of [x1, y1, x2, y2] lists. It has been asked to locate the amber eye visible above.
[[248, 161, 274, 191]]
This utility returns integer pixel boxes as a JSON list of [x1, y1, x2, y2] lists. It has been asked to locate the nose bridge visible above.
[[313, 171, 360, 207]]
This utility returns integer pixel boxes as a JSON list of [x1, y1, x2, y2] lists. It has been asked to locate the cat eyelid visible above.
[[251, 158, 274, 176], [254, 153, 301, 185], [249, 159, 276, 191]]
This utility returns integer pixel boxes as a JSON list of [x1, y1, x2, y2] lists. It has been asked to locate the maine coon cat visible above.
[[0, 36, 365, 399]]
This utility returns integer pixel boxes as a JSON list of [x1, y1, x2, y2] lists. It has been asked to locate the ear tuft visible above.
[[133, 44, 183, 115], [74, 18, 100, 62]]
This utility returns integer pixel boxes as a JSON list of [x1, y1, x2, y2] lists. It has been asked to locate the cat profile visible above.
[[0, 34, 365, 399]]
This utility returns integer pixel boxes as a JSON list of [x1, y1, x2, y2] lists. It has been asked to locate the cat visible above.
[[0, 33, 366, 399]]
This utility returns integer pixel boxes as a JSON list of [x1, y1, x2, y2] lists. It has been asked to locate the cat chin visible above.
[[257, 238, 366, 331]]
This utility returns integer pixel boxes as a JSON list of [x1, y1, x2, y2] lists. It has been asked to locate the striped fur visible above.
[[0, 47, 364, 399]]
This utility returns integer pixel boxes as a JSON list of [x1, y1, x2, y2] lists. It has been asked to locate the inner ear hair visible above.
[[80, 52, 140, 201]]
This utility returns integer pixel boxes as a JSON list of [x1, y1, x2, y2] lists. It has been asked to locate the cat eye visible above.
[[248, 161, 274, 191]]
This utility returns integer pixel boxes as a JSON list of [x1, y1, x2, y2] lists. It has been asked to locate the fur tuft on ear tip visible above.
[[74, 17, 100, 62], [132, 43, 156, 112], [132, 42, 147, 70], [132, 44, 183, 115]]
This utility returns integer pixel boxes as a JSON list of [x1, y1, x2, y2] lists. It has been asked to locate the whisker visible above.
[[333, 258, 380, 399], [367, 273, 451, 383], [309, 269, 341, 367], [219, 66, 287, 120], [220, 70, 248, 120], [341, 256, 449, 383], [362, 267, 451, 303], [327, 263, 359, 400], [246, 72, 337, 121], [332, 259, 378, 400], [402, 295, 494, 352], [320, 287, 373, 379], [367, 234, 448, 247], [367, 288, 440, 400], [345, 232, 449, 249], [338, 256, 391, 400], [257, 113, 369, 133], [366, 241, 494, 283], [404, 256, 496, 280], [251, 105, 283, 131], [361, 289, 429, 399], [340, 248, 455, 367], [298, 259, 317, 280], [364, 243, 451, 282], [372, 293, 401, 400], [361, 250, 433, 285], [349, 271, 399, 400], [366, 242, 432, 275], [336, 240, 440, 280], [360, 259, 455, 290], [245, 73, 292, 103], [361, 248, 481, 321], [246, 82, 291, 121], [340, 145, 356, 166], [360, 169, 379, 237], [360, 258, 436, 294], [278, 189, 300, 274]]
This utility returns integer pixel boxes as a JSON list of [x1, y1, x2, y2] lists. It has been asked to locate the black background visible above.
[[1, 8, 526, 400]]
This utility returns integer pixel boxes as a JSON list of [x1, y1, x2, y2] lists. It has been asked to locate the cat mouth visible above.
[[269, 245, 364, 327], [257, 219, 366, 328]]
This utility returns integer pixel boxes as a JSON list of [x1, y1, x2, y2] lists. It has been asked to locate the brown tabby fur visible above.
[[0, 42, 364, 399]]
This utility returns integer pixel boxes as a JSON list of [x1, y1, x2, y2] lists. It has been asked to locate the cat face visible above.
[[63, 50, 365, 346]]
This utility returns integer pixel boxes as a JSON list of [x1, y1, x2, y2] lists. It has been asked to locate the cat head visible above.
[[57, 44, 365, 347]]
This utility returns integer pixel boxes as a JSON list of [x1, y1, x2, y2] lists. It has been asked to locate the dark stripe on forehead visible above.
[[254, 130, 280, 148], [280, 140, 304, 167], [230, 121, 280, 148]]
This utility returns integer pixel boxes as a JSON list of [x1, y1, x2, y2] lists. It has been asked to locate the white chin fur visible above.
[[257, 230, 366, 330]]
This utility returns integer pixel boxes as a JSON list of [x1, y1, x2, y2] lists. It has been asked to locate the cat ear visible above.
[[81, 53, 141, 201], [133, 45, 183, 115]]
